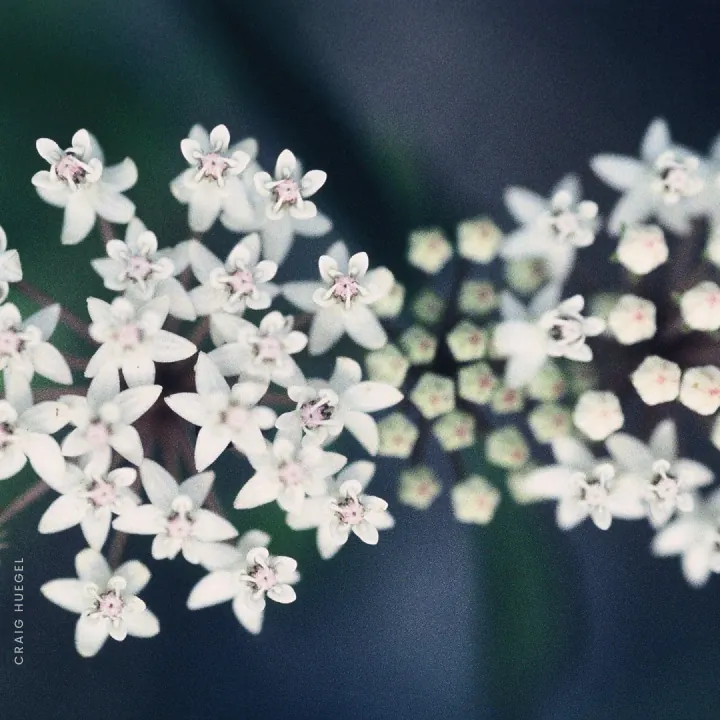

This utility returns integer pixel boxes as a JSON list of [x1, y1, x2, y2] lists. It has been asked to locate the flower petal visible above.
[[139, 459, 178, 511]]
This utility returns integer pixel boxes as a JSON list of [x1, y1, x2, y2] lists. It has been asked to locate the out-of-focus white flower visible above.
[[591, 118, 706, 234], [502, 174, 598, 281], [377, 413, 419, 458], [112, 459, 237, 563], [573, 391, 624, 441], [400, 326, 438, 365], [528, 403, 572, 443], [41, 549, 158, 657], [32, 129, 137, 245], [0, 226, 22, 303], [286, 462, 394, 559], [411, 288, 446, 324], [631, 356, 681, 405], [276, 357, 402, 455], [451, 476, 500, 525], [171, 124, 254, 233], [409, 372, 455, 420], [398, 466, 441, 510], [608, 295, 657, 344], [189, 233, 279, 318], [61, 365, 161, 468], [233, 432, 346, 514], [433, 410, 475, 451], [283, 241, 394, 355], [485, 426, 529, 470], [365, 344, 410, 388], [374, 281, 406, 319], [187, 531, 299, 635], [165, 353, 275, 471], [679, 366, 720, 415], [458, 280, 498, 317], [86, 295, 196, 387], [457, 217, 502, 263], [526, 360, 566, 402], [615, 224, 668, 275], [446, 320, 487, 362], [607, 420, 713, 526], [680, 281, 720, 331], [407, 228, 453, 274], [39, 456, 139, 549], [457, 361, 498, 405]]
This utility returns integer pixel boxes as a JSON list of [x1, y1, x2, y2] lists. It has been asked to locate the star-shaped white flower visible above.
[[40, 549, 159, 657], [165, 353, 276, 471], [85, 295, 196, 387], [112, 459, 238, 563], [501, 174, 598, 281], [39, 455, 140, 549], [283, 241, 394, 355], [286, 461, 394, 559], [171, 124, 255, 233], [32, 129, 137, 245], [0, 226, 22, 303], [606, 420, 713, 526], [187, 531, 299, 635], [591, 118, 707, 234], [275, 356, 403, 455], [234, 432, 347, 514]]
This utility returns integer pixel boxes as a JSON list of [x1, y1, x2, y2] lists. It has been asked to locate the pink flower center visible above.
[[0, 330, 20, 356], [278, 462, 305, 487], [87, 478, 116, 507], [86, 422, 110, 447], [97, 592, 124, 618], [249, 564, 277, 591], [273, 179, 300, 206], [336, 497, 365, 526], [300, 400, 334, 429], [252, 335, 283, 364], [200, 153, 231, 181], [225, 270, 255, 295], [126, 256, 153, 281], [330, 275, 360, 304], [55, 153, 89, 185], [224, 405, 249, 431], [166, 512, 193, 539], [115, 324, 141, 349]]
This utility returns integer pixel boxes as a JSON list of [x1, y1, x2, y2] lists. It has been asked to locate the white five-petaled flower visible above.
[[61, 365, 161, 467], [86, 295, 196, 387], [572, 391, 625, 441], [502, 174, 599, 281], [680, 281, 720, 332], [112, 459, 238, 563], [165, 353, 276, 471], [39, 456, 140, 549], [615, 224, 668, 275], [283, 241, 394, 355], [0, 226, 22, 303], [607, 294, 657, 345], [275, 356, 403, 455], [188, 233, 278, 318], [207, 311, 307, 388], [679, 366, 720, 415], [233, 432, 347, 514], [286, 461, 394, 559], [592, 118, 706, 234], [171, 124, 255, 233], [91, 218, 196, 321], [32, 129, 137, 245], [40, 549, 158, 657], [187, 531, 299, 635], [606, 420, 713, 527], [631, 356, 681, 406]]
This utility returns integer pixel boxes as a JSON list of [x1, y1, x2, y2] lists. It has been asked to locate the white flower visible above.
[[631, 356, 681, 405], [40, 549, 158, 657], [283, 241, 394, 355], [233, 432, 346, 514], [207, 311, 307, 388], [502, 174, 599, 281], [573, 391, 624, 441], [188, 233, 279, 318], [407, 229, 453, 274], [0, 226, 22, 303], [679, 366, 720, 415], [61, 365, 161, 467], [38, 456, 140, 549], [591, 118, 706, 234], [112, 459, 238, 563], [451, 476, 500, 525], [187, 532, 299, 635], [680, 281, 720, 331], [275, 357, 403, 455], [165, 353, 275, 471], [253, 149, 326, 222], [286, 462, 394, 559], [32, 129, 137, 245], [171, 124, 254, 233], [86, 295, 196, 387], [91, 218, 196, 321], [607, 295, 657, 344], [615, 224, 668, 275], [398, 466, 441, 510], [606, 420, 713, 526]]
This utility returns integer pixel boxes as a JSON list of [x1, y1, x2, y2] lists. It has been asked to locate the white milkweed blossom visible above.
[[275, 357, 403, 455], [679, 366, 720, 415], [615, 224, 668, 275], [32, 129, 137, 245], [679, 281, 720, 331], [164, 353, 276, 471], [233, 432, 347, 514], [591, 118, 706, 234], [631, 356, 681, 405], [112, 459, 238, 563], [187, 531, 299, 635], [86, 295, 196, 387], [40, 549, 158, 657], [283, 240, 395, 355], [572, 391, 625, 441], [286, 461, 394, 559], [0, 226, 23, 303], [501, 174, 599, 281], [607, 294, 657, 345], [38, 456, 140, 550], [171, 124, 255, 233], [606, 420, 713, 526]]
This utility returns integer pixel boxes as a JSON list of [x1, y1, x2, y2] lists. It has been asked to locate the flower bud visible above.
[[631, 355, 681, 405], [526, 360, 567, 401], [457, 217, 502, 263], [680, 281, 720, 331], [486, 426, 529, 469], [528, 403, 572, 443], [407, 228, 452, 274], [679, 366, 720, 415], [458, 280, 498, 316], [446, 320, 487, 362], [573, 391, 624, 441], [458, 361, 498, 404], [373, 281, 405, 319], [365, 344, 410, 388], [433, 410, 475, 451], [377, 413, 419, 458], [504, 257, 547, 295], [608, 295, 657, 344], [616, 224, 668, 275], [491, 385, 525, 414], [400, 325, 438, 365], [411, 289, 446, 325], [451, 476, 500, 524], [410, 373, 455, 419], [399, 466, 441, 510]]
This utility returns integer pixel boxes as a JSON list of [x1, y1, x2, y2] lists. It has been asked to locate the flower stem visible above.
[[107, 531, 127, 569], [98, 219, 115, 247], [0, 480, 49, 526], [189, 318, 209, 348], [16, 281, 90, 339]]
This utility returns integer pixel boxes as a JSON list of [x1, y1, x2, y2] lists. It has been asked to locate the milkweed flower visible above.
[[0, 226, 22, 303]]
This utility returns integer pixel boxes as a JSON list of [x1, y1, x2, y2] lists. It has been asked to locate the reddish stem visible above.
[[190, 318, 210, 348], [98, 219, 115, 246], [16, 281, 90, 340], [107, 531, 127, 569], [0, 480, 49, 526]]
